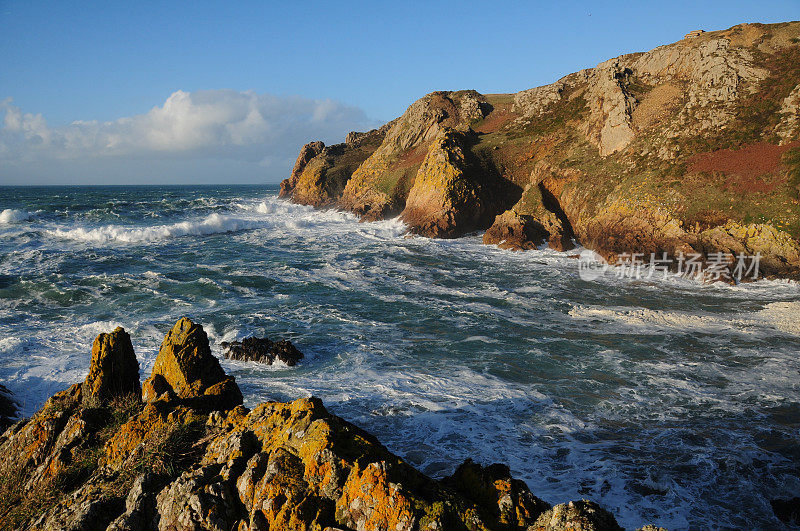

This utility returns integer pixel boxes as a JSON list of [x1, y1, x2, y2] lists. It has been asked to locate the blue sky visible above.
[[1, 0, 798, 184]]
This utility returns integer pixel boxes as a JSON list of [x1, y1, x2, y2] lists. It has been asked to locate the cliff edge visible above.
[[281, 22, 800, 279]]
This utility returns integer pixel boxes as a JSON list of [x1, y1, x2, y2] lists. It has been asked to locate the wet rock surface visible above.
[[221, 336, 304, 366]]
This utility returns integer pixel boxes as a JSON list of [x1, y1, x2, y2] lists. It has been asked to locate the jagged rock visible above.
[[107, 472, 165, 530], [281, 127, 388, 207], [531, 500, 624, 531], [695, 221, 800, 279], [0, 320, 645, 530], [637, 526, 669, 531], [141, 317, 242, 410], [775, 83, 800, 143], [0, 384, 18, 433], [401, 128, 506, 237], [582, 59, 637, 156], [221, 336, 304, 366], [443, 458, 550, 527], [82, 326, 141, 404], [340, 91, 491, 220], [512, 80, 567, 119]]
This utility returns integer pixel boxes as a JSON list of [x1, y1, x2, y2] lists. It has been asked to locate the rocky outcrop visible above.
[[400, 128, 507, 238], [279, 127, 388, 207], [283, 21, 800, 279], [483, 210, 549, 251], [531, 500, 623, 531], [141, 317, 242, 410], [582, 59, 637, 156], [82, 326, 141, 404], [340, 91, 492, 220], [221, 336, 304, 366], [776, 83, 800, 143], [0, 319, 661, 530]]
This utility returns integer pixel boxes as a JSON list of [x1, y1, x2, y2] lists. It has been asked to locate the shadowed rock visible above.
[[221, 336, 303, 366], [0, 384, 18, 433], [81, 326, 141, 404], [771, 497, 800, 525]]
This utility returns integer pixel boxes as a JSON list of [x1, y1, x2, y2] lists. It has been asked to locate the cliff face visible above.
[[281, 21, 800, 279], [0, 320, 666, 531]]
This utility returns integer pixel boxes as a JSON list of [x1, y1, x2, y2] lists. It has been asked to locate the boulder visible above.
[[221, 336, 303, 366], [81, 327, 141, 404], [142, 317, 242, 410]]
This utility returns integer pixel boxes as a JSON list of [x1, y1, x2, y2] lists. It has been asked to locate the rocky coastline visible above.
[[280, 21, 800, 280], [0, 318, 666, 530]]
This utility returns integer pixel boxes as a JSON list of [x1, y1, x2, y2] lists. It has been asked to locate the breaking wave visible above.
[[0, 208, 33, 223]]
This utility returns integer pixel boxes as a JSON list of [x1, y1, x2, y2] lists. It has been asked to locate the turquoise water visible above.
[[1, 185, 800, 529]]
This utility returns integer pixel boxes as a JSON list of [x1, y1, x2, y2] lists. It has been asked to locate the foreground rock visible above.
[[82, 326, 141, 403], [282, 21, 800, 279], [142, 317, 243, 409], [0, 318, 665, 530], [221, 336, 304, 366]]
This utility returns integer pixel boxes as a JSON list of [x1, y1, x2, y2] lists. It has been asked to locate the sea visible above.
[[1, 184, 799, 530]]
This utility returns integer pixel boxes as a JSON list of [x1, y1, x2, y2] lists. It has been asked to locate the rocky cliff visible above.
[[281, 21, 800, 279], [0, 319, 665, 530]]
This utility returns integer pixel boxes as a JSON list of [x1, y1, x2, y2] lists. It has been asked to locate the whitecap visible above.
[[48, 213, 264, 244], [0, 208, 33, 223]]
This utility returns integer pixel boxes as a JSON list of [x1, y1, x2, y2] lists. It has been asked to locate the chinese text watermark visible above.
[[578, 250, 761, 283]]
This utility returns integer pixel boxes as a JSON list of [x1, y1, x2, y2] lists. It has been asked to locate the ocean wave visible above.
[[48, 213, 265, 244], [568, 301, 800, 336], [0, 208, 33, 223]]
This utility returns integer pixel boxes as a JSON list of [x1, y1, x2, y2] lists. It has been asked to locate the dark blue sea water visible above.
[[1, 185, 799, 529]]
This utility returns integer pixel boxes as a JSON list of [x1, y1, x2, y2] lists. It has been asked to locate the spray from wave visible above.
[[0, 209, 33, 224]]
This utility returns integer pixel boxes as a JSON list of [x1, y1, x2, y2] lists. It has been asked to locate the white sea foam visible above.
[[568, 302, 800, 337], [0, 208, 33, 223], [49, 213, 265, 244]]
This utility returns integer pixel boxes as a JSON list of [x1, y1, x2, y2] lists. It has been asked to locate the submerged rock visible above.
[[221, 336, 304, 366]]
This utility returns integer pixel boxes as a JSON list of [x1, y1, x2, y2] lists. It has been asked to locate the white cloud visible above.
[[0, 90, 380, 183]]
